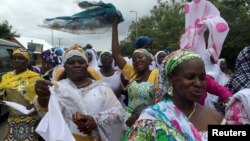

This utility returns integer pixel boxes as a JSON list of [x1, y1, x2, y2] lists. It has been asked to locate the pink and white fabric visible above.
[[180, 0, 229, 65], [225, 89, 250, 125]]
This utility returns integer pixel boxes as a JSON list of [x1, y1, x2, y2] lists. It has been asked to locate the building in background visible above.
[[13, 36, 53, 66]]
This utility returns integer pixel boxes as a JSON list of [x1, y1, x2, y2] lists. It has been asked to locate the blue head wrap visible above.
[[134, 36, 152, 49]]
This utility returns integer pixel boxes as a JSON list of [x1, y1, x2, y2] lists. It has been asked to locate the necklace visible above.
[[188, 102, 196, 120]]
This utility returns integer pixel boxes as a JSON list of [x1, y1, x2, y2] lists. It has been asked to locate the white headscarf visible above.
[[155, 51, 167, 68], [62, 50, 88, 65], [86, 49, 99, 70], [97, 50, 115, 68]]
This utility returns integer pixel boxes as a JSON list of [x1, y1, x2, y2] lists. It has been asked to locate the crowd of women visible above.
[[0, 28, 249, 141], [1, 1, 250, 141]]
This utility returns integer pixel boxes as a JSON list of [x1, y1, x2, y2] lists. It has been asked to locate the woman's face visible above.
[[157, 52, 167, 65], [11, 53, 29, 72], [87, 52, 93, 62], [64, 56, 88, 81], [169, 59, 206, 102], [132, 52, 150, 72], [219, 59, 227, 72], [101, 52, 113, 66], [40, 60, 55, 75]]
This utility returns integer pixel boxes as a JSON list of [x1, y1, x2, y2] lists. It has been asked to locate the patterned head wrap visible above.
[[226, 46, 250, 94], [12, 48, 30, 60], [157, 49, 202, 96], [132, 48, 153, 61], [41, 48, 64, 65], [62, 44, 88, 65]]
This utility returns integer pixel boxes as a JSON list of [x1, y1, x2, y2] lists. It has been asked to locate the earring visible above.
[[168, 83, 173, 96]]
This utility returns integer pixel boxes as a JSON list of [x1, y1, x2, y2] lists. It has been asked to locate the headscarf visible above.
[[97, 50, 115, 68], [226, 46, 250, 94], [42, 48, 64, 65], [134, 36, 152, 49], [154, 50, 166, 68], [86, 48, 98, 70], [62, 44, 88, 65], [132, 48, 153, 61], [54, 44, 99, 81], [12, 48, 30, 60], [124, 50, 203, 141], [157, 49, 201, 96]]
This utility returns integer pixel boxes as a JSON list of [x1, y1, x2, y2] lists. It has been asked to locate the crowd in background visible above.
[[1, 0, 250, 141]]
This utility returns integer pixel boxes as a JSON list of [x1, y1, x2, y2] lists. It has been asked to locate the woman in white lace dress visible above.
[[34, 45, 124, 141]]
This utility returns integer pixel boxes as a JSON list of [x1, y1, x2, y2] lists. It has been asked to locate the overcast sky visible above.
[[0, 0, 158, 51]]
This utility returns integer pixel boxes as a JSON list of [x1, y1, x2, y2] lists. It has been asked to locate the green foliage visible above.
[[0, 20, 20, 40], [120, 0, 250, 71], [214, 0, 250, 70], [120, 0, 185, 55]]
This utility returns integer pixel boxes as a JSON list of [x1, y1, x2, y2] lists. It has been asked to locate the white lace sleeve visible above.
[[93, 86, 124, 141]]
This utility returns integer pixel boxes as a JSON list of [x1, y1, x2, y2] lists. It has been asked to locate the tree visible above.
[[0, 20, 20, 40], [120, 0, 185, 56], [213, 0, 250, 70], [120, 0, 250, 71]]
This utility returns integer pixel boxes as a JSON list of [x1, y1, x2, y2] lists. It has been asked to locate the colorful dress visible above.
[[0, 70, 43, 141], [122, 97, 202, 141], [121, 63, 158, 128], [225, 89, 250, 125]]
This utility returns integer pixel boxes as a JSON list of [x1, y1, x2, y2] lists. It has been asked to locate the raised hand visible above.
[[35, 80, 53, 107]]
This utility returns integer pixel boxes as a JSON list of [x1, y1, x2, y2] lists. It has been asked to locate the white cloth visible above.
[[204, 58, 229, 110], [0, 100, 35, 115], [217, 70, 230, 86], [97, 50, 115, 68], [36, 79, 124, 141], [204, 93, 218, 110], [180, 0, 229, 63], [225, 89, 250, 123], [98, 70, 126, 107], [201, 131, 208, 141], [98, 70, 121, 93], [62, 50, 88, 65], [149, 60, 156, 70], [36, 89, 76, 141], [86, 49, 99, 70], [154, 51, 166, 68]]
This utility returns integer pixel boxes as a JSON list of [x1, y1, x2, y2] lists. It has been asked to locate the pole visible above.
[[58, 38, 62, 48], [130, 10, 138, 39], [51, 29, 54, 46]]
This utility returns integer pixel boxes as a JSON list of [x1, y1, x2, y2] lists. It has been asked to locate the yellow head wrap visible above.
[[12, 48, 30, 60]]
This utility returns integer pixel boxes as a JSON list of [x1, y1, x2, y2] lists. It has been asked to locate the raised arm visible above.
[[112, 17, 127, 69], [206, 75, 232, 101]]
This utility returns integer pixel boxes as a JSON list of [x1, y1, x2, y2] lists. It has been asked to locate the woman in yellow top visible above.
[[112, 17, 159, 128], [0, 48, 43, 141]]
